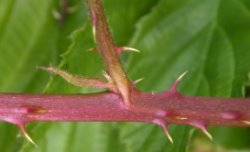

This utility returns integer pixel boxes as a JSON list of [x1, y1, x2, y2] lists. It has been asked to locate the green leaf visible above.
[[0, 0, 58, 93], [119, 123, 190, 152], [104, 0, 159, 45]]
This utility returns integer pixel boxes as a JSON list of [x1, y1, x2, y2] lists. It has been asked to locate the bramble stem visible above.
[[0, 91, 250, 127]]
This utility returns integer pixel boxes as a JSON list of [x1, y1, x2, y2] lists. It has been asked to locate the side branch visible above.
[[87, 0, 132, 107]]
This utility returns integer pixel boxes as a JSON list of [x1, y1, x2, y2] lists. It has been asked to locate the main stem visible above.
[[1, 91, 250, 126]]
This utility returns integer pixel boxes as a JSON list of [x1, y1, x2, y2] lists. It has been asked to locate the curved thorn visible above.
[[242, 120, 250, 125], [18, 124, 38, 147], [121, 47, 140, 53], [133, 78, 144, 85], [171, 71, 188, 90], [152, 119, 173, 144], [201, 128, 213, 141], [190, 121, 213, 141], [116, 46, 140, 54], [162, 125, 174, 144], [166, 71, 188, 96], [177, 71, 188, 82]]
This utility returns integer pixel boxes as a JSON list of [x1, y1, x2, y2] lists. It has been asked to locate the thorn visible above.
[[201, 128, 213, 141], [18, 124, 38, 147], [121, 47, 140, 53], [172, 71, 188, 90], [133, 78, 144, 85], [3, 119, 37, 146], [116, 46, 140, 54], [152, 119, 173, 144], [190, 121, 213, 141], [242, 120, 250, 125], [166, 71, 188, 96]]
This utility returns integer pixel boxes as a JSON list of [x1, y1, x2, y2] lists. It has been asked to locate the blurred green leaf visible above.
[[0, 0, 250, 151], [0, 0, 58, 93]]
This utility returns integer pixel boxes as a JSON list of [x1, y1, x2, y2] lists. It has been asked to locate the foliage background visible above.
[[0, 0, 250, 151]]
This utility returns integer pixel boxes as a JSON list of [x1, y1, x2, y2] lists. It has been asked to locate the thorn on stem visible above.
[[115, 46, 140, 54], [152, 119, 173, 144], [242, 120, 250, 125], [5, 119, 37, 147], [190, 120, 213, 141], [171, 71, 188, 91], [18, 124, 38, 147], [133, 78, 144, 86], [166, 71, 188, 96]]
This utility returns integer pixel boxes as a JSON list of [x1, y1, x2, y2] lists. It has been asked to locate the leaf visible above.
[[119, 123, 190, 152], [0, 0, 58, 93], [103, 0, 159, 45]]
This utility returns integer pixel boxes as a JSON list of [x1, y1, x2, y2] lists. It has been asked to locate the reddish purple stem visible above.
[[0, 89, 249, 127]]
